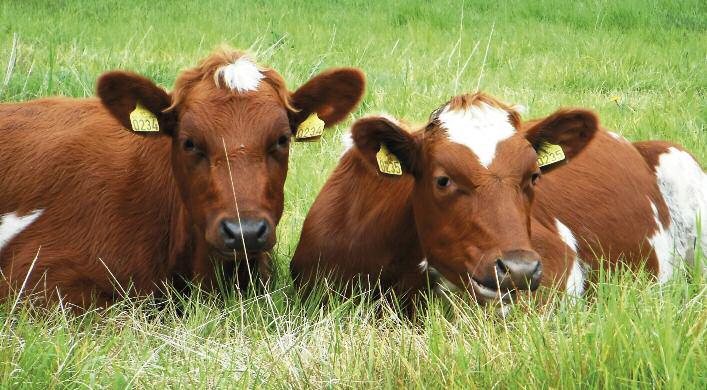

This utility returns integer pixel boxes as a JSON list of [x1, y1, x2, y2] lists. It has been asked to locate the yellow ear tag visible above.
[[376, 143, 403, 176], [295, 113, 325, 140], [536, 142, 565, 167], [129, 103, 160, 132]]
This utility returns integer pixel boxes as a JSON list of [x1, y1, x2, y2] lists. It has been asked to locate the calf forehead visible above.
[[436, 100, 517, 168], [181, 78, 289, 145], [172, 51, 292, 135]]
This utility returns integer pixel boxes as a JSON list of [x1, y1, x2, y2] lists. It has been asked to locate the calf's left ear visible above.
[[524, 109, 599, 168], [97, 71, 178, 136], [289, 68, 365, 135]]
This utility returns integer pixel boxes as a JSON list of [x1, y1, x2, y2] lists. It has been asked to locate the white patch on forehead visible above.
[[555, 219, 586, 299], [650, 147, 707, 281], [438, 102, 516, 168], [0, 209, 43, 253], [215, 57, 264, 93]]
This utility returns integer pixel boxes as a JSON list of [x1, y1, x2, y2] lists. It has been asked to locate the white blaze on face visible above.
[[216, 57, 264, 93], [650, 147, 707, 281], [438, 102, 516, 168], [555, 218, 586, 298], [0, 209, 43, 253]]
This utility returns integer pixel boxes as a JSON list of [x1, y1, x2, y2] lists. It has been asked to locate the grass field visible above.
[[1, 0, 706, 388]]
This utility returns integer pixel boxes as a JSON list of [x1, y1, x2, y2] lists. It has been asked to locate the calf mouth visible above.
[[469, 276, 514, 303], [210, 248, 261, 262], [429, 266, 519, 305]]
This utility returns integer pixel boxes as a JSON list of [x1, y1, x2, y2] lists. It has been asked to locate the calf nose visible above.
[[219, 218, 273, 252], [494, 250, 542, 291]]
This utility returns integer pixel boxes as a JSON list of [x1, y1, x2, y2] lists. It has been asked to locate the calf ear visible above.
[[289, 68, 365, 134], [351, 116, 420, 176], [524, 109, 598, 171], [97, 71, 178, 136]]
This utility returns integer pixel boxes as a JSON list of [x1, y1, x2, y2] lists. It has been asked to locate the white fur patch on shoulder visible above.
[[438, 102, 516, 168], [0, 209, 43, 253], [215, 57, 264, 93], [555, 218, 586, 298], [651, 147, 707, 280]]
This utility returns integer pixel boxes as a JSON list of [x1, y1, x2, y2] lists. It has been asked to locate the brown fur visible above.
[[0, 48, 365, 309], [292, 92, 686, 305]]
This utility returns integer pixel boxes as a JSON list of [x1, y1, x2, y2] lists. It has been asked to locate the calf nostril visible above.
[[495, 258, 508, 275], [256, 221, 269, 239], [220, 220, 236, 240], [531, 261, 542, 279]]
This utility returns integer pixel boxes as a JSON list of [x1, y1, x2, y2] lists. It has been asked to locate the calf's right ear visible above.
[[351, 116, 420, 176], [97, 71, 178, 136]]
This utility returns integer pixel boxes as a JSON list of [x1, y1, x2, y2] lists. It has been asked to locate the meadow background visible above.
[[0, 0, 705, 388]]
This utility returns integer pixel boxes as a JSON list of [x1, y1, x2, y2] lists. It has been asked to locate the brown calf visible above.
[[0, 48, 365, 308], [291, 93, 706, 307]]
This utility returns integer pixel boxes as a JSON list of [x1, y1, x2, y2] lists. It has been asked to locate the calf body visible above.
[[0, 98, 188, 305], [291, 93, 706, 305], [0, 49, 365, 308]]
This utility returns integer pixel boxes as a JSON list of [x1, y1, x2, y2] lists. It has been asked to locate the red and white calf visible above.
[[0, 48, 365, 308], [291, 93, 706, 306]]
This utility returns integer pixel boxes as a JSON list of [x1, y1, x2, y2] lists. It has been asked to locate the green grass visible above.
[[1, 0, 706, 388]]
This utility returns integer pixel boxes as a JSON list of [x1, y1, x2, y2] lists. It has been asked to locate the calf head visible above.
[[353, 93, 598, 303], [98, 48, 365, 257]]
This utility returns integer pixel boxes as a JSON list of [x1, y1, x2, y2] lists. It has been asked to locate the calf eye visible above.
[[531, 172, 541, 185], [182, 138, 206, 160], [183, 138, 195, 151], [277, 134, 290, 148], [435, 176, 452, 189]]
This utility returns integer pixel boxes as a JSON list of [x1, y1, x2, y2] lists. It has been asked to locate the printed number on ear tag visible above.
[[536, 142, 565, 167], [376, 144, 403, 176], [295, 113, 325, 140], [130, 103, 160, 132]]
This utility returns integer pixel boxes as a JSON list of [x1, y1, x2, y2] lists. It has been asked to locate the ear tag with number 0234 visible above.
[[129, 103, 160, 132], [295, 113, 325, 140], [376, 143, 403, 175], [536, 142, 565, 167]]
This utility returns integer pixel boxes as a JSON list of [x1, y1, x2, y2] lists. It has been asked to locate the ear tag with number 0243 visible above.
[[129, 103, 160, 132], [295, 113, 325, 140], [536, 142, 565, 167], [376, 143, 403, 175]]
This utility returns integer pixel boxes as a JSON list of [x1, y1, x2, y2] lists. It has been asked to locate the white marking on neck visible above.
[[650, 147, 707, 280], [0, 209, 43, 252], [216, 57, 264, 93], [555, 218, 586, 298], [438, 102, 516, 168]]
